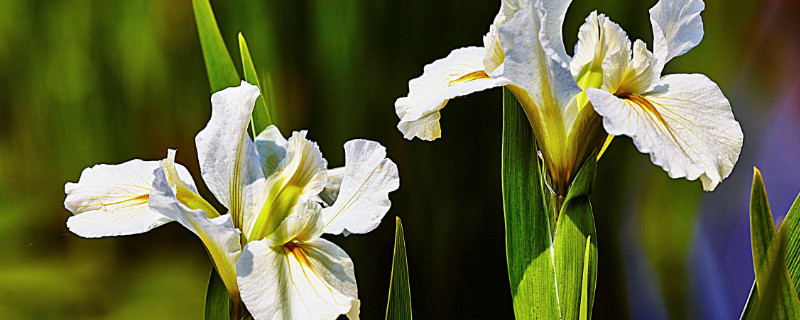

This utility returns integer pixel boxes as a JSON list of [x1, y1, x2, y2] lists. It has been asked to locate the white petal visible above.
[[319, 166, 345, 206], [540, 0, 574, 65], [196, 81, 265, 227], [322, 140, 399, 236], [395, 47, 508, 141], [649, 0, 705, 73], [149, 165, 242, 291], [570, 11, 631, 81], [64, 159, 195, 238], [602, 39, 660, 94], [587, 74, 743, 191], [267, 200, 325, 247], [497, 0, 581, 129], [237, 238, 358, 320], [254, 125, 289, 178], [246, 131, 328, 240], [482, 0, 524, 74]]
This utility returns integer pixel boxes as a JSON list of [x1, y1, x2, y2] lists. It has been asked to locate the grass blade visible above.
[[238, 33, 273, 136], [386, 217, 412, 320], [192, 0, 239, 93], [501, 88, 559, 319]]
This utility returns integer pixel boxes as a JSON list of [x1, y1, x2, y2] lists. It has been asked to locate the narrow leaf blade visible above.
[[238, 33, 273, 135], [501, 88, 559, 319], [386, 217, 412, 320], [192, 0, 239, 92], [579, 236, 592, 320], [553, 155, 598, 320], [204, 268, 230, 320]]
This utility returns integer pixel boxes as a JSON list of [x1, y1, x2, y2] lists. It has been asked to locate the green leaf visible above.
[[553, 153, 598, 320], [238, 33, 273, 136], [501, 88, 558, 319], [203, 268, 230, 320], [579, 236, 592, 320], [740, 168, 800, 319], [502, 88, 598, 319], [386, 217, 413, 320], [192, 0, 239, 93]]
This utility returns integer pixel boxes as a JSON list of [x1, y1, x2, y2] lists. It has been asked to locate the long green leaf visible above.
[[740, 168, 800, 319], [553, 153, 598, 320], [501, 88, 558, 319], [204, 268, 230, 320], [386, 217, 413, 320], [192, 0, 239, 93], [238, 33, 273, 136]]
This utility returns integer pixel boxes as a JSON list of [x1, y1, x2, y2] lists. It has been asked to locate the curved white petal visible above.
[[196, 81, 265, 227], [395, 47, 508, 141], [587, 74, 742, 191], [540, 0, 573, 65], [482, 0, 524, 74], [64, 158, 195, 238], [319, 166, 345, 206], [237, 238, 358, 320], [649, 0, 705, 73], [247, 131, 328, 240], [322, 140, 399, 236], [149, 165, 242, 293], [497, 0, 581, 129], [254, 125, 289, 178], [268, 200, 325, 247], [570, 11, 631, 81]]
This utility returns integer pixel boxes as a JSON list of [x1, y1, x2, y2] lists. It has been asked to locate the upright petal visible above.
[[254, 125, 289, 178], [482, 0, 525, 74], [569, 11, 631, 83], [602, 40, 660, 94], [149, 166, 242, 296], [267, 200, 325, 247], [319, 166, 345, 206], [247, 131, 328, 241], [64, 159, 194, 238], [196, 81, 265, 228], [395, 47, 508, 141], [498, 0, 581, 128], [649, 0, 705, 73], [322, 140, 399, 236], [540, 0, 573, 65], [237, 238, 359, 320], [587, 74, 743, 191]]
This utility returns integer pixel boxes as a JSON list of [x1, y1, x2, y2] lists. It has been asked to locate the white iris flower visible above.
[[64, 81, 400, 320], [574, 0, 743, 191], [395, 0, 742, 192]]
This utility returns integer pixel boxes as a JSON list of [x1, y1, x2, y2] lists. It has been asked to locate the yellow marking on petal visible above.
[[616, 92, 691, 158], [448, 70, 489, 85], [284, 241, 312, 269]]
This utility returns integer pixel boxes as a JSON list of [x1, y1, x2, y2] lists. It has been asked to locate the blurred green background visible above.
[[1, 0, 799, 319]]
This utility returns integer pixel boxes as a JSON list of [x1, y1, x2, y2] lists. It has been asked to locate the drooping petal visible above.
[[587, 74, 743, 191], [649, 0, 705, 73], [247, 131, 328, 241], [196, 81, 265, 228], [570, 11, 631, 82], [149, 165, 242, 295], [254, 125, 289, 178], [64, 158, 195, 238], [267, 200, 325, 247], [497, 0, 582, 129], [319, 166, 345, 206], [322, 140, 399, 236], [237, 238, 359, 320], [395, 47, 508, 141]]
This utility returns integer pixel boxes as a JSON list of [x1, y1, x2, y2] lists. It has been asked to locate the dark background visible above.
[[1, 0, 799, 319]]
